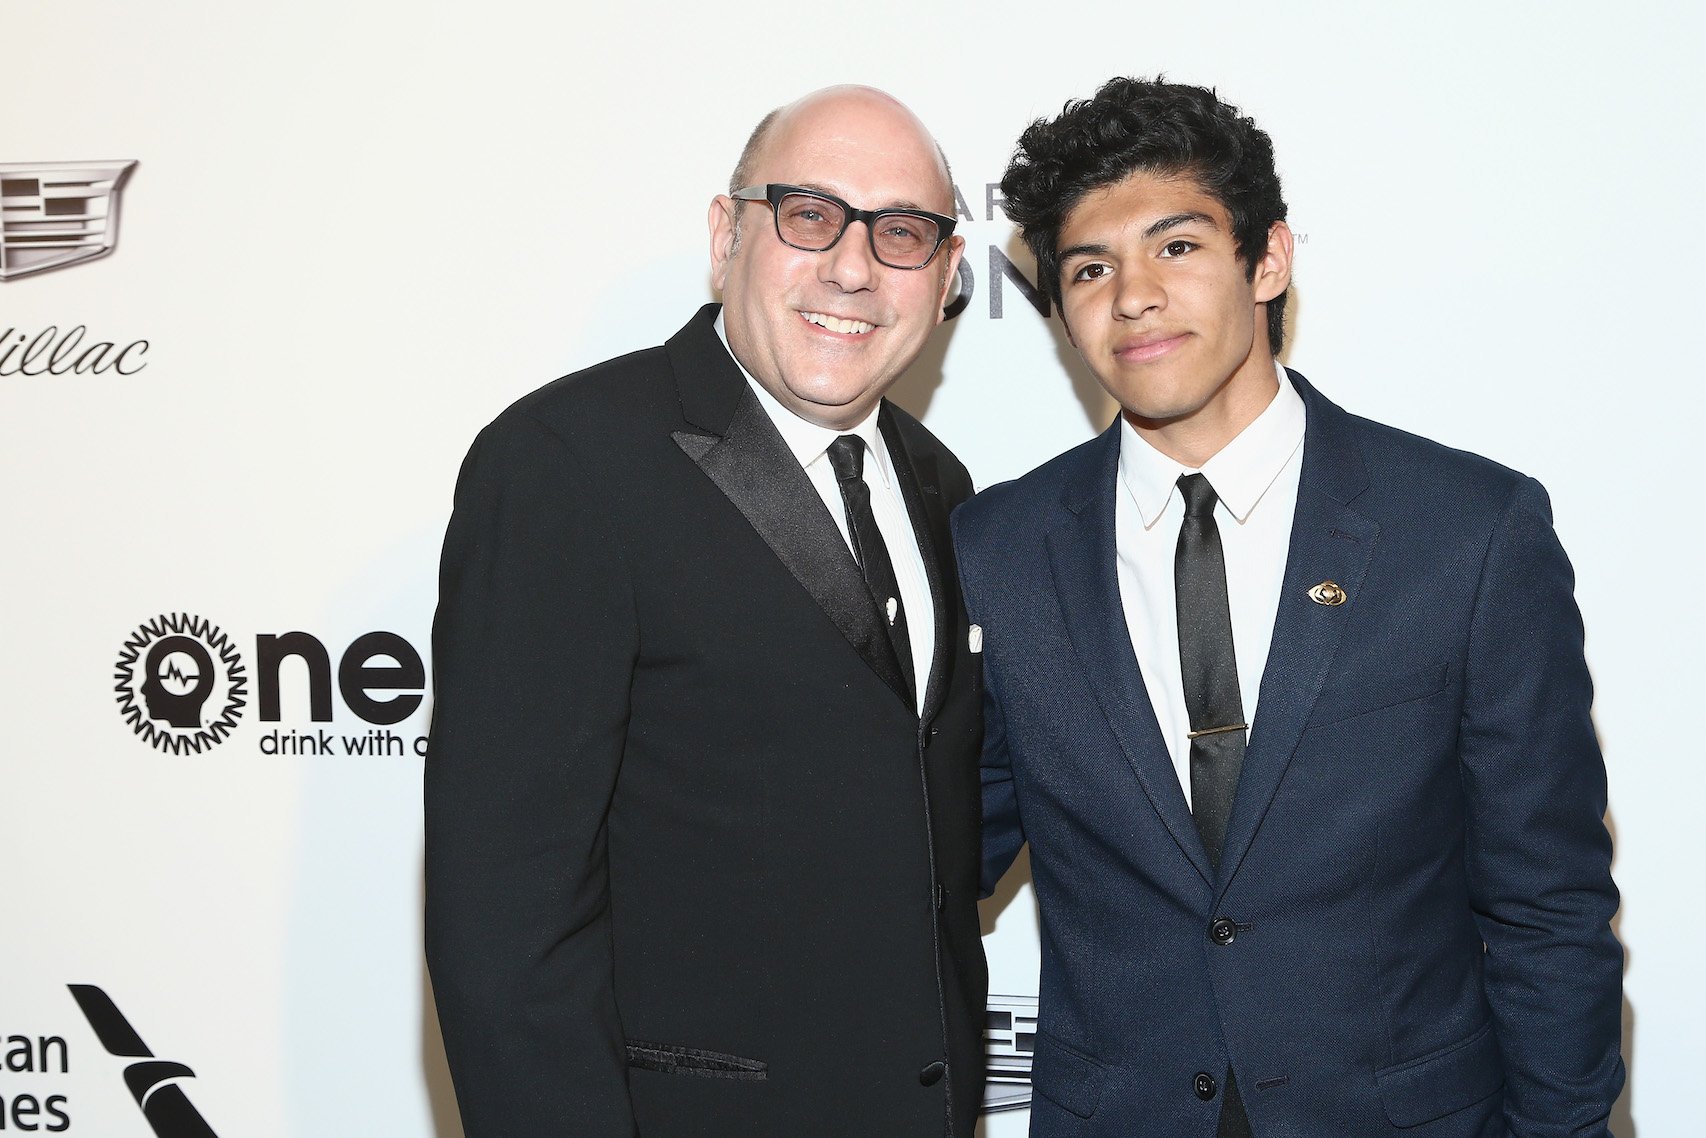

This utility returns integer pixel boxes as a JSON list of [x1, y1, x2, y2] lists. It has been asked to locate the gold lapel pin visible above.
[[1308, 580, 1348, 606]]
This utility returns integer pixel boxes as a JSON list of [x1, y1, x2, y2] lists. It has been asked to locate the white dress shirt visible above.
[[715, 317, 934, 712], [1114, 366, 1306, 806]]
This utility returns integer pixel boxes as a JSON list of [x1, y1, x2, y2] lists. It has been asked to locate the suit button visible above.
[[933, 883, 945, 911], [1209, 917, 1237, 945], [1194, 1072, 1217, 1100], [919, 1060, 946, 1086]]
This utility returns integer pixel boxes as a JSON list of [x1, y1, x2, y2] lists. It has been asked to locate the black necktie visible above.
[[827, 435, 915, 700], [1175, 472, 1256, 1138], [1175, 473, 1247, 871]]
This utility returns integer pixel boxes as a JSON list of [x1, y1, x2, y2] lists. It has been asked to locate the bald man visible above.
[[425, 86, 987, 1138]]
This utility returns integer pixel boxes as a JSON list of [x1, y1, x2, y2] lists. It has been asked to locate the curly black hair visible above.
[[1001, 77, 1289, 354]]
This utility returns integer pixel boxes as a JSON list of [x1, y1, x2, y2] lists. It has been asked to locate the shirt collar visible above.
[[1118, 362, 1306, 528], [714, 311, 891, 487]]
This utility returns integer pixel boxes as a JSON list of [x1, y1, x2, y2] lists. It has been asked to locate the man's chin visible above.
[[1116, 400, 1207, 433], [773, 383, 879, 430]]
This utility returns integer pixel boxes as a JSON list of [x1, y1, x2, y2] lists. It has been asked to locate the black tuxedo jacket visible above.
[[425, 304, 987, 1138], [954, 373, 1622, 1136]]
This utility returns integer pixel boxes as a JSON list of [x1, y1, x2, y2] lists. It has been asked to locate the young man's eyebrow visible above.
[[1059, 212, 1221, 262], [1144, 211, 1218, 240], [1058, 242, 1111, 262]]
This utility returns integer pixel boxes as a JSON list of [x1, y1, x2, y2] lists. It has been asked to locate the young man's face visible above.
[[1055, 169, 1291, 463]]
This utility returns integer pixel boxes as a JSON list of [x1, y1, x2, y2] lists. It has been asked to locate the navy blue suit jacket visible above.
[[953, 373, 1623, 1137]]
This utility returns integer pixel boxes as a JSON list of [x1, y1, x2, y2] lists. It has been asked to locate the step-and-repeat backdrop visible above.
[[3, 1, 1698, 1133]]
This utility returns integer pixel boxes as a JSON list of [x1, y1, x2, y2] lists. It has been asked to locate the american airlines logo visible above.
[[0, 161, 137, 281], [69, 985, 221, 1137], [982, 993, 1037, 1113]]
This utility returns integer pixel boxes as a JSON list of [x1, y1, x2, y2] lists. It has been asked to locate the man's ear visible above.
[[1252, 220, 1294, 304], [709, 195, 737, 290], [934, 235, 967, 324]]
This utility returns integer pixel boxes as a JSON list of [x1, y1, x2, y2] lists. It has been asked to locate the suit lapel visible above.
[[666, 307, 912, 710], [1046, 424, 1214, 886], [1215, 372, 1378, 891], [880, 408, 954, 726]]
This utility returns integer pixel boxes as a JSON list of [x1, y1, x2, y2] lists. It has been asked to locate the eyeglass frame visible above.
[[730, 183, 958, 270]]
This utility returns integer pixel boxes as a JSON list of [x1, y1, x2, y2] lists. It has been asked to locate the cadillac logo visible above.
[[0, 160, 138, 280]]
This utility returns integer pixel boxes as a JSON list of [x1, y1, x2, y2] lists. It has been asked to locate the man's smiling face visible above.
[[710, 87, 964, 430]]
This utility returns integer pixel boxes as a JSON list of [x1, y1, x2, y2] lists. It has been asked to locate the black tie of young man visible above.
[[1174, 471, 1254, 1138]]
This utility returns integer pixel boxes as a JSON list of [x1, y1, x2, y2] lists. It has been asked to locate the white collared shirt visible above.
[[715, 316, 934, 712], [1114, 366, 1307, 806]]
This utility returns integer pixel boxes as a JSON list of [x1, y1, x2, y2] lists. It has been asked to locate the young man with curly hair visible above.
[[954, 77, 1622, 1137]]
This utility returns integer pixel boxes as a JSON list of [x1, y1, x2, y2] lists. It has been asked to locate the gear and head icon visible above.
[[115, 614, 247, 753]]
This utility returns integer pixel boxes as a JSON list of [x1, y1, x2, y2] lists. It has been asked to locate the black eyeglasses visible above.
[[731, 183, 957, 270]]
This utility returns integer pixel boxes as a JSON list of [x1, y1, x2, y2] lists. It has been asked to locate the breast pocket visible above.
[[1305, 660, 1452, 731]]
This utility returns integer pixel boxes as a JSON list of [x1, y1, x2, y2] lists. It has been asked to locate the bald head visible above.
[[729, 85, 954, 212], [707, 83, 966, 432]]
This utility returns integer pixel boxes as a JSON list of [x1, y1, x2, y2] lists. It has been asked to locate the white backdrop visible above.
[[2, 1, 1698, 1133]]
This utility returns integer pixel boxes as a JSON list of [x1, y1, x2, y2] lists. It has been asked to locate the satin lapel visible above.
[[665, 314, 911, 710], [880, 407, 953, 726], [1046, 425, 1213, 885], [1215, 373, 1378, 892]]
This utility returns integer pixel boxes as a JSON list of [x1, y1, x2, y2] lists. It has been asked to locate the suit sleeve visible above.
[[1458, 476, 1624, 1136], [424, 410, 639, 1138], [977, 645, 1025, 897], [950, 502, 1026, 897]]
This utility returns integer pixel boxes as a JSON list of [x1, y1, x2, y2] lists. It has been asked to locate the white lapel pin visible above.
[[886, 597, 898, 624], [968, 624, 983, 653], [1308, 580, 1348, 606]]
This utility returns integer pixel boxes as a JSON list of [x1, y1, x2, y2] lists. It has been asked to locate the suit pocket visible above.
[[1375, 1020, 1503, 1127], [1032, 1031, 1106, 1120], [1305, 661, 1452, 730], [625, 1040, 768, 1081]]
